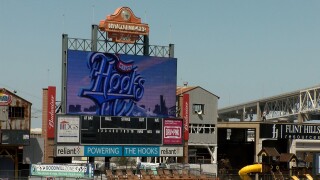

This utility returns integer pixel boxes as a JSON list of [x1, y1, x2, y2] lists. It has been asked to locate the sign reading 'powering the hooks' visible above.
[[99, 7, 149, 44]]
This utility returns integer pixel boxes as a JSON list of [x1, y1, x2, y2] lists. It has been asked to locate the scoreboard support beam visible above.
[[105, 157, 111, 170], [89, 157, 94, 164]]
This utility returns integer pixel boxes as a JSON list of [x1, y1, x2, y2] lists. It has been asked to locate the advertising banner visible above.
[[182, 94, 189, 140], [260, 123, 320, 140], [56, 115, 80, 143], [123, 146, 159, 157], [55, 146, 84, 157], [99, 7, 149, 44], [47, 86, 56, 138], [84, 146, 122, 157], [160, 147, 183, 157], [66, 50, 177, 118], [55, 145, 183, 157], [30, 164, 94, 178], [163, 119, 183, 145]]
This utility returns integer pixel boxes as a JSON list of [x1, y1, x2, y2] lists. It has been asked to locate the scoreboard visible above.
[[80, 115, 162, 145]]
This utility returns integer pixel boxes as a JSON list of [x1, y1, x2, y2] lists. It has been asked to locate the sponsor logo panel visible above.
[[123, 146, 159, 157], [260, 123, 320, 140], [183, 94, 189, 140], [30, 164, 94, 178], [57, 116, 80, 143], [163, 119, 183, 145], [47, 86, 56, 138], [84, 146, 122, 157], [160, 147, 183, 157], [56, 146, 84, 157]]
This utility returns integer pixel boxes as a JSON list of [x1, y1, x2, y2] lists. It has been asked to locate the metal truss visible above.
[[68, 38, 92, 51], [66, 27, 171, 57], [300, 87, 320, 113], [218, 85, 320, 122], [96, 30, 146, 55], [264, 86, 320, 121], [264, 96, 300, 120], [149, 45, 170, 57]]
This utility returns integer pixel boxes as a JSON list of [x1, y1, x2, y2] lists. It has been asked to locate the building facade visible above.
[[0, 88, 31, 178], [176, 85, 219, 173]]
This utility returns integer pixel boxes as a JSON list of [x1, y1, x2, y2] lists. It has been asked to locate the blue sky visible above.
[[1, 1, 320, 128]]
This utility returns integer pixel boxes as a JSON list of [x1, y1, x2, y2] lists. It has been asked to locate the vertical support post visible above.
[[61, 34, 68, 114], [15, 148, 18, 178], [89, 157, 94, 163], [256, 102, 261, 121], [183, 141, 188, 163], [298, 93, 303, 123], [298, 114, 304, 123], [213, 146, 217, 164], [143, 35, 149, 56], [169, 44, 174, 58], [105, 157, 110, 170], [91, 25, 98, 52], [242, 106, 246, 121]]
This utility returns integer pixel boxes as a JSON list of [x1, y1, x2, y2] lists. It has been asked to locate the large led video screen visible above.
[[66, 50, 177, 117]]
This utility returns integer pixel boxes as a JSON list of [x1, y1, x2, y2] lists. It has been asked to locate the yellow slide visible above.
[[238, 164, 262, 180], [305, 174, 313, 180], [291, 175, 299, 180]]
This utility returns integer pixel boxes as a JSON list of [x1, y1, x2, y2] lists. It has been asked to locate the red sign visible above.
[[99, 7, 149, 44], [183, 94, 189, 140], [47, 86, 56, 138], [163, 119, 183, 145]]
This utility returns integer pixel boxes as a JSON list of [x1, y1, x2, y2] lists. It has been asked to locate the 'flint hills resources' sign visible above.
[[99, 7, 149, 43], [260, 123, 320, 140]]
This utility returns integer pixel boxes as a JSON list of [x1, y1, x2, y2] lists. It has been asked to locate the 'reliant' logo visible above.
[[80, 53, 145, 116]]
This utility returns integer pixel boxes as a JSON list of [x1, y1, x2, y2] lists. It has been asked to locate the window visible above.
[[192, 104, 204, 114], [9, 106, 25, 118]]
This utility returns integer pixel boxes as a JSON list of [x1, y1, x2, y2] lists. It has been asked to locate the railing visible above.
[[67, 38, 171, 58]]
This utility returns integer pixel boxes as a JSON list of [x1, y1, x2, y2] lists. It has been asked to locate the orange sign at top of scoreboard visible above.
[[99, 7, 149, 43]]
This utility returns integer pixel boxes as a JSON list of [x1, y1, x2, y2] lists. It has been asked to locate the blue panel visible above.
[[123, 146, 159, 157], [84, 146, 122, 157]]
